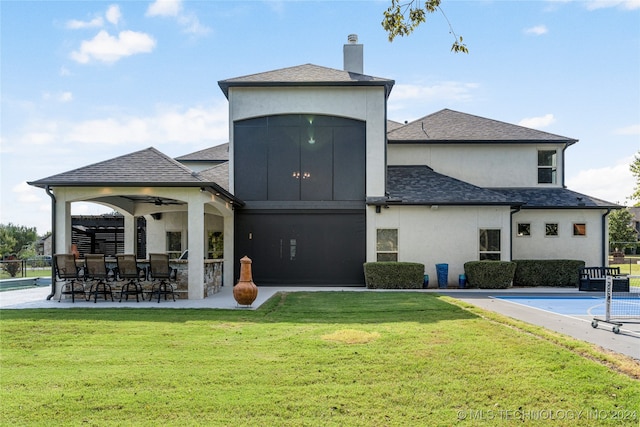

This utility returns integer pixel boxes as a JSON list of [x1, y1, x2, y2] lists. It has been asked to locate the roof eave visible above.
[[387, 139, 578, 145], [219, 80, 395, 99]]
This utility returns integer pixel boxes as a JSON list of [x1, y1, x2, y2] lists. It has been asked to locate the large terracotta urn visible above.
[[233, 256, 258, 306]]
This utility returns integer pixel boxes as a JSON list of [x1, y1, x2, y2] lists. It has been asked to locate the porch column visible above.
[[187, 199, 205, 299], [54, 199, 72, 256], [123, 214, 136, 255], [53, 196, 72, 300], [223, 213, 234, 288]]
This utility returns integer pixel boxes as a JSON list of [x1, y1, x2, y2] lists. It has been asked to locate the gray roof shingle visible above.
[[175, 143, 229, 162], [492, 188, 619, 208], [373, 165, 516, 206], [218, 63, 394, 98], [29, 147, 207, 187], [387, 109, 577, 144], [196, 163, 229, 191]]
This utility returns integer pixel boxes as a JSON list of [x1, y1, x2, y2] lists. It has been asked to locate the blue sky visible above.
[[1, 0, 639, 234]]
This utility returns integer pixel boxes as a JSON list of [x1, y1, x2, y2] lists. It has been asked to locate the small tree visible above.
[[608, 208, 637, 253]]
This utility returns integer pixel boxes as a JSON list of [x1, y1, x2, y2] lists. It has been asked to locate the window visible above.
[[538, 150, 557, 184], [376, 229, 398, 262], [166, 231, 182, 259], [517, 223, 531, 237], [545, 223, 558, 236], [479, 229, 501, 260], [573, 223, 586, 236]]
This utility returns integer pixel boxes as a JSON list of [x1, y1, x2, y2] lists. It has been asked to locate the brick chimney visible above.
[[343, 34, 363, 74]]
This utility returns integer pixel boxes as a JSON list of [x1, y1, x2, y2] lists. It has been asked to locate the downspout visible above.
[[509, 206, 521, 260], [602, 208, 611, 266], [45, 185, 56, 300]]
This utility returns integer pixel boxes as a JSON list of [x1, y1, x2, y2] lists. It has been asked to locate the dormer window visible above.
[[538, 150, 557, 184]]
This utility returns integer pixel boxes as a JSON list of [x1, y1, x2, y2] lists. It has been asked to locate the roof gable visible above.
[[218, 63, 394, 98], [29, 147, 205, 187], [387, 109, 577, 144]]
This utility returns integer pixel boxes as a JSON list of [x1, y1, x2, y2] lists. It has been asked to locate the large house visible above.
[[30, 36, 617, 298]]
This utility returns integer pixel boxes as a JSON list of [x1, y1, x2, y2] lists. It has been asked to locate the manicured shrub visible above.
[[463, 261, 516, 289], [363, 262, 424, 289], [513, 259, 585, 287]]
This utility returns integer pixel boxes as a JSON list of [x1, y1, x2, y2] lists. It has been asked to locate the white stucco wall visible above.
[[367, 205, 512, 286], [511, 209, 608, 266], [227, 86, 388, 198], [387, 143, 567, 188]]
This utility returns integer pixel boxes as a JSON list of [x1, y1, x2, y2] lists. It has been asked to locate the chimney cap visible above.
[[347, 34, 358, 44]]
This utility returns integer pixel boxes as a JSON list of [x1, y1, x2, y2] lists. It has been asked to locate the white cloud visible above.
[[59, 66, 72, 77], [566, 157, 635, 204], [13, 182, 44, 203], [518, 114, 556, 129], [177, 13, 211, 36], [524, 25, 548, 35], [389, 82, 479, 107], [585, 0, 640, 10], [146, 0, 183, 17], [70, 30, 156, 64], [105, 5, 122, 26], [28, 103, 229, 147], [614, 124, 640, 135], [66, 16, 104, 29], [147, 0, 211, 36], [41, 92, 72, 103]]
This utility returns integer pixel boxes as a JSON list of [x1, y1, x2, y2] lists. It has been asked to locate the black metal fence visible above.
[[0, 259, 52, 279]]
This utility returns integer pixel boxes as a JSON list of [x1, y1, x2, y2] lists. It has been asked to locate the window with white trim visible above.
[[538, 150, 557, 184], [479, 229, 501, 260], [376, 229, 398, 262]]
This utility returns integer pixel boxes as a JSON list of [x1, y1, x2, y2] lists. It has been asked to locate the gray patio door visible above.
[[235, 211, 365, 285]]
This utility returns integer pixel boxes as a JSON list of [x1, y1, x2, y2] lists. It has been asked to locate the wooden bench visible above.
[[579, 267, 630, 292]]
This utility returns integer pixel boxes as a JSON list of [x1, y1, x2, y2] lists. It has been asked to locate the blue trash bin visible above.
[[458, 274, 466, 288], [436, 264, 448, 288], [423, 274, 429, 289]]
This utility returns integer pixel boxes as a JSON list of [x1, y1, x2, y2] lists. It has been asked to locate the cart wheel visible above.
[[591, 320, 598, 329], [612, 326, 620, 334]]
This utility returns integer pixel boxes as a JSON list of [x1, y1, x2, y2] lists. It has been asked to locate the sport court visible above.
[[495, 293, 640, 336]]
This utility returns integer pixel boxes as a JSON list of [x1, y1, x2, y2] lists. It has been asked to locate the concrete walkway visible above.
[[1, 285, 638, 361]]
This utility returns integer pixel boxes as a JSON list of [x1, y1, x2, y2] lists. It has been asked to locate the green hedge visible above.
[[363, 262, 424, 289], [463, 261, 516, 289], [513, 259, 585, 287]]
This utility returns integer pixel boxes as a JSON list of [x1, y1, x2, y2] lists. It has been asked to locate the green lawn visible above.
[[1, 292, 639, 426], [0, 268, 51, 280]]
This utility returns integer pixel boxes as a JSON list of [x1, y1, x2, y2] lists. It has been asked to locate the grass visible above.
[[1, 292, 639, 426]]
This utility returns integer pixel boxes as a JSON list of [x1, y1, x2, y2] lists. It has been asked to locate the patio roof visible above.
[[28, 147, 242, 206]]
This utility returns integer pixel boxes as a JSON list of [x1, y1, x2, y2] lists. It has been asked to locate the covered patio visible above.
[[28, 147, 244, 300]]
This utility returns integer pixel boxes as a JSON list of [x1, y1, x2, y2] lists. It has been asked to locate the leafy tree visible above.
[[629, 152, 640, 205], [608, 208, 637, 252], [382, 0, 468, 53], [0, 223, 38, 258]]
